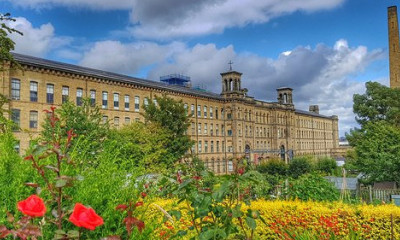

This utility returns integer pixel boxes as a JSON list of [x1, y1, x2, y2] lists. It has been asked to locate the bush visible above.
[[257, 159, 287, 176], [315, 157, 338, 175], [288, 156, 313, 178], [287, 173, 339, 201]]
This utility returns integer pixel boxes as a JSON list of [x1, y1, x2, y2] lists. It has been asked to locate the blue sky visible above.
[[1, 0, 398, 136]]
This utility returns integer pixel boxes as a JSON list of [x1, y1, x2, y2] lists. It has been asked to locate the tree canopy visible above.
[[346, 82, 400, 184], [142, 95, 193, 162], [1, 13, 22, 71], [353, 81, 400, 127]]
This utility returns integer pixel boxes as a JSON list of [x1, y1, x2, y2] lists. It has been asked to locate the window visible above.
[[30, 81, 38, 102], [216, 124, 219, 136], [14, 141, 20, 154], [90, 90, 96, 106], [210, 124, 213, 136], [46, 84, 54, 104], [102, 116, 108, 124], [198, 141, 202, 153], [191, 104, 195, 116], [204, 141, 208, 153], [210, 141, 214, 153], [191, 122, 195, 135], [204, 106, 207, 118], [125, 117, 130, 124], [210, 107, 213, 118], [102, 91, 108, 108], [125, 95, 130, 110], [144, 97, 149, 107], [114, 117, 120, 127], [114, 93, 119, 109], [153, 99, 157, 106], [216, 141, 220, 152], [11, 79, 20, 100], [135, 96, 140, 112], [76, 88, 83, 106], [222, 141, 225, 152], [62, 86, 69, 104], [204, 123, 208, 135], [227, 129, 232, 136], [198, 123, 201, 135], [227, 113, 232, 120], [184, 104, 188, 116], [197, 105, 201, 117], [11, 109, 20, 130], [29, 111, 38, 129], [228, 160, 233, 172], [215, 107, 219, 119]]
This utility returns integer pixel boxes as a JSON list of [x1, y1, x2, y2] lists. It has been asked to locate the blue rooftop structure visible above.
[[160, 74, 191, 87]]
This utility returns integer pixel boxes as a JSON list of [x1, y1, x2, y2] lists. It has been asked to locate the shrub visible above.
[[288, 156, 313, 178], [287, 173, 339, 201], [315, 157, 338, 175], [257, 159, 287, 176]]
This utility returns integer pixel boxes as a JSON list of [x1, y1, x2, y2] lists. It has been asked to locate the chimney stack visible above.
[[388, 6, 400, 88], [309, 105, 319, 114]]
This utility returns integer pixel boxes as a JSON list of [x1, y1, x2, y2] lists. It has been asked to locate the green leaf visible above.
[[67, 230, 79, 238], [245, 217, 256, 230], [232, 204, 243, 218], [55, 179, 67, 188], [168, 210, 182, 220]]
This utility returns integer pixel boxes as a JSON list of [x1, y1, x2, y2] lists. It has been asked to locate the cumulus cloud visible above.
[[79, 41, 186, 74], [129, 0, 346, 39], [142, 39, 383, 136], [8, 17, 70, 57], [8, 0, 345, 39]]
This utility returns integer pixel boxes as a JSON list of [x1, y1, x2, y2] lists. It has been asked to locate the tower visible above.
[[220, 61, 244, 97], [276, 87, 293, 105], [388, 6, 400, 88]]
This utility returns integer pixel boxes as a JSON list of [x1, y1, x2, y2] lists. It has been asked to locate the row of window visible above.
[[296, 118, 332, 130], [11, 79, 144, 111], [204, 159, 234, 173], [10, 108, 137, 130], [296, 141, 333, 150]]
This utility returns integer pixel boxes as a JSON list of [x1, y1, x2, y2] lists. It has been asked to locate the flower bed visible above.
[[149, 199, 400, 239]]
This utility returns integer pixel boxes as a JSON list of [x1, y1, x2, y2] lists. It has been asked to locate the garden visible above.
[[1, 96, 400, 240]]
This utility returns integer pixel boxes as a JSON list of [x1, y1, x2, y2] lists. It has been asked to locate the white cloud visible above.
[[8, 17, 70, 57], [129, 0, 346, 39], [79, 41, 186, 74], [8, 0, 346, 39]]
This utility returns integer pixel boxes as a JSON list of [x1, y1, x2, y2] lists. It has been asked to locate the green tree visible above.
[[41, 99, 110, 163], [353, 82, 400, 127], [1, 13, 23, 71], [256, 159, 287, 176], [346, 121, 400, 184], [315, 157, 338, 175], [112, 122, 172, 173], [142, 95, 193, 163], [287, 173, 339, 201]]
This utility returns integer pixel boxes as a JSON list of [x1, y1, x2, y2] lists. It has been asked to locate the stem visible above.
[[187, 201, 200, 235], [31, 159, 57, 199], [56, 153, 63, 230], [238, 217, 249, 240]]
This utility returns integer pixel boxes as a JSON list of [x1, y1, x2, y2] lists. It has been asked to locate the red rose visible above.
[[17, 195, 46, 217], [69, 203, 103, 230], [141, 192, 147, 198]]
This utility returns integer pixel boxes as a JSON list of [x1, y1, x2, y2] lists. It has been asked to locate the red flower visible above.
[[135, 201, 144, 207], [17, 195, 46, 217], [141, 192, 147, 198], [69, 203, 103, 230], [192, 176, 202, 181], [237, 167, 245, 175]]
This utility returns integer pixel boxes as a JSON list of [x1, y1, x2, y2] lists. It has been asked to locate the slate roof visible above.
[[12, 53, 223, 100]]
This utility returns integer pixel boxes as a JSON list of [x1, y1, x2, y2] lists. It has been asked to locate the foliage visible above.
[[0, 13, 23, 71], [353, 81, 400, 127], [257, 159, 288, 176], [346, 121, 400, 184], [288, 156, 313, 178], [111, 122, 172, 174], [315, 157, 338, 176], [142, 95, 193, 164], [158, 164, 268, 240], [287, 173, 339, 201], [41, 99, 110, 164]]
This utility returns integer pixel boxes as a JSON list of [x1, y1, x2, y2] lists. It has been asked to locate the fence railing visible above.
[[358, 187, 400, 203]]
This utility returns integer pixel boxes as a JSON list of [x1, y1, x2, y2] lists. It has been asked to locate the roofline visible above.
[[11, 52, 223, 100]]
